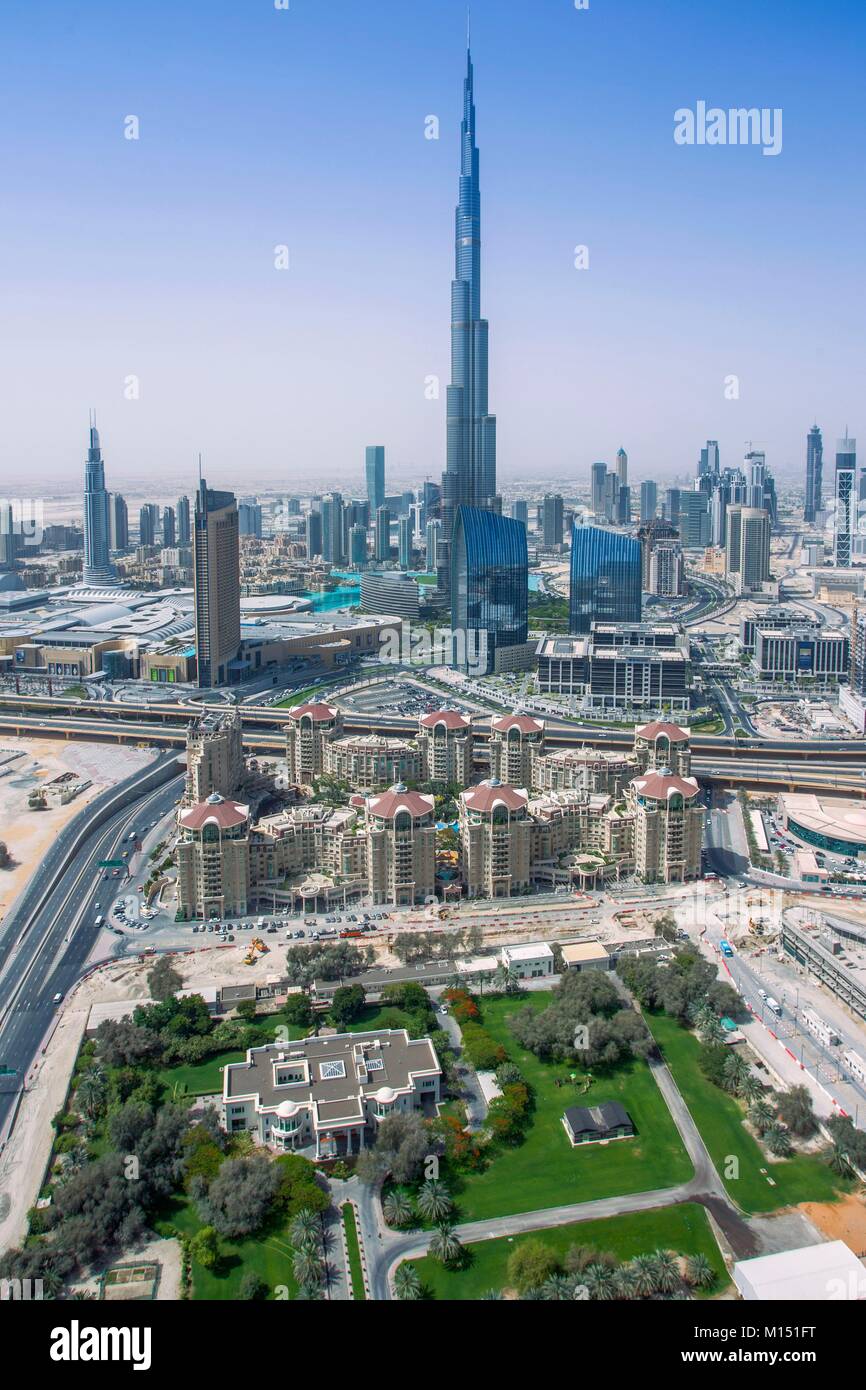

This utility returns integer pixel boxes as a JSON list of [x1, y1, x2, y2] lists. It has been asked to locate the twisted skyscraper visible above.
[[82, 413, 117, 586], [439, 38, 497, 586]]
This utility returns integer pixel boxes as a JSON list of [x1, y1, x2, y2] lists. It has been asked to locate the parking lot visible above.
[[338, 676, 472, 719]]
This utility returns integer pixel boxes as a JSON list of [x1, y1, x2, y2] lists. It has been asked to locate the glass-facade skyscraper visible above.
[[804, 425, 823, 524], [834, 435, 856, 567], [568, 524, 641, 635], [82, 415, 116, 586], [440, 42, 497, 584], [365, 446, 385, 516], [451, 505, 527, 675]]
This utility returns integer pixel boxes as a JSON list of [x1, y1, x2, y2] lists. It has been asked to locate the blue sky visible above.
[[1, 0, 864, 492]]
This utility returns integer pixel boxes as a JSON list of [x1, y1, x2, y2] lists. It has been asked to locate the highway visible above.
[[0, 758, 184, 1134]]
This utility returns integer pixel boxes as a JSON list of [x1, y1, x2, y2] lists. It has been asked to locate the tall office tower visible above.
[[604, 471, 619, 522], [804, 425, 823, 524], [639, 480, 658, 523], [678, 491, 710, 547], [665, 488, 681, 528], [510, 499, 528, 527], [82, 415, 116, 585], [699, 440, 720, 478], [542, 493, 564, 547], [852, 609, 866, 698], [591, 462, 608, 516], [177, 494, 191, 545], [108, 493, 128, 551], [193, 480, 240, 688], [350, 522, 367, 568], [398, 514, 412, 569], [422, 480, 441, 522], [569, 525, 642, 635], [638, 519, 678, 589], [617, 485, 631, 525], [0, 503, 23, 571], [374, 506, 391, 563], [321, 492, 345, 565], [162, 505, 176, 548], [615, 447, 628, 489], [426, 518, 442, 570], [439, 42, 497, 587], [648, 543, 684, 597], [710, 486, 727, 548], [451, 506, 527, 674], [725, 506, 771, 590], [286, 497, 301, 517], [365, 446, 385, 516], [745, 449, 766, 510], [834, 434, 856, 567], [305, 508, 322, 559], [139, 504, 158, 548], [238, 501, 263, 538]]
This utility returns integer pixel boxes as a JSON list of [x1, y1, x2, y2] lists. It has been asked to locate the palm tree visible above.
[[292, 1249, 323, 1288], [764, 1125, 793, 1158], [829, 1142, 855, 1178], [722, 1052, 750, 1095], [290, 1209, 321, 1247], [393, 1263, 422, 1301], [480, 1288, 504, 1301], [651, 1249, 681, 1295], [540, 1274, 574, 1301], [685, 1253, 716, 1290], [738, 1074, 764, 1105], [295, 1282, 324, 1301], [76, 1071, 107, 1120], [629, 1254, 659, 1298], [383, 1190, 414, 1228], [613, 1266, 638, 1300], [40, 1268, 65, 1300], [428, 1221, 462, 1267], [748, 1099, 775, 1134], [416, 1179, 453, 1223], [583, 1262, 616, 1301]]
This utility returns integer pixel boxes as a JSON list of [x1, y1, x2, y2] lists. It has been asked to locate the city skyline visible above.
[[2, 0, 863, 488]]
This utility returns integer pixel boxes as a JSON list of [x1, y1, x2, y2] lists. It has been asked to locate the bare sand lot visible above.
[[0, 739, 155, 919]]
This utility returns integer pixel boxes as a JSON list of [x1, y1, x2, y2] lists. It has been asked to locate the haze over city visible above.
[[2, 0, 864, 492]]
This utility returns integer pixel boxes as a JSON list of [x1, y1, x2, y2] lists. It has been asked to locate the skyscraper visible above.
[[82, 415, 116, 585], [591, 462, 608, 517], [725, 506, 771, 591], [365, 447, 385, 517], [439, 41, 497, 582], [542, 494, 564, 547], [109, 493, 128, 551], [639, 480, 657, 523], [374, 506, 391, 563], [678, 491, 711, 548], [510, 500, 528, 528], [451, 506, 527, 675], [305, 509, 322, 559], [834, 434, 856, 567], [162, 505, 176, 548], [398, 514, 412, 569], [426, 518, 442, 570], [615, 448, 628, 488], [177, 494, 191, 545], [139, 504, 158, 547], [569, 525, 642, 634], [804, 425, 823, 524], [321, 493, 345, 565], [350, 522, 367, 568], [193, 480, 240, 688]]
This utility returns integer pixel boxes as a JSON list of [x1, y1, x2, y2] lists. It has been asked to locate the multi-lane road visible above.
[[0, 757, 184, 1134]]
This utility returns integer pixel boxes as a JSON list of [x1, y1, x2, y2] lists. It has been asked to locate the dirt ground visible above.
[[0, 738, 154, 919], [799, 1193, 866, 1257]]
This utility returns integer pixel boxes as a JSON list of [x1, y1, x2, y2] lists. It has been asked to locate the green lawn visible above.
[[443, 994, 693, 1222], [342, 1203, 366, 1301], [646, 1011, 845, 1213], [157, 1014, 306, 1098], [155, 1196, 298, 1301], [275, 685, 326, 708], [410, 1202, 728, 1300]]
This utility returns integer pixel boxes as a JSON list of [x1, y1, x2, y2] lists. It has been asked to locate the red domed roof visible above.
[[630, 772, 699, 802], [462, 782, 527, 813], [367, 787, 435, 820], [180, 795, 249, 830], [491, 714, 544, 735], [419, 710, 470, 730], [635, 720, 689, 742], [286, 702, 339, 722]]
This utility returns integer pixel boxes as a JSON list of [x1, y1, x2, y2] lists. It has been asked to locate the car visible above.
[[206, 925, 214, 932], [52, 992, 63, 1004], [439, 1005, 449, 1015], [227, 934, 235, 942]]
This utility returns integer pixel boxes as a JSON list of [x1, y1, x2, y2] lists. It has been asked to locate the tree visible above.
[[721, 1051, 750, 1096], [0, 841, 10, 869], [748, 1099, 775, 1135], [629, 1254, 659, 1298], [293, 1248, 324, 1288], [238, 1270, 266, 1300], [197, 1155, 280, 1238], [583, 1262, 617, 1300], [428, 1221, 462, 1267], [541, 1273, 575, 1300], [94, 1019, 161, 1069], [776, 1085, 816, 1138], [415, 1179, 453, 1223], [329, 984, 366, 1029], [382, 1190, 414, 1228], [356, 1112, 430, 1186], [764, 1125, 793, 1158], [147, 955, 183, 1002], [282, 993, 314, 1029], [685, 1253, 716, 1290], [189, 1226, 220, 1270], [235, 999, 257, 1022], [651, 1249, 681, 1295], [393, 1263, 422, 1300], [506, 1238, 558, 1294], [76, 1070, 107, 1120], [274, 1154, 329, 1219], [654, 912, 678, 944]]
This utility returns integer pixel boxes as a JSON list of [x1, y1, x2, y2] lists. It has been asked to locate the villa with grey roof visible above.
[[221, 1029, 441, 1159]]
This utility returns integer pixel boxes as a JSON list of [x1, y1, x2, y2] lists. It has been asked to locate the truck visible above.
[[801, 1007, 841, 1047], [94, 914, 104, 928], [719, 939, 734, 957], [766, 997, 783, 1017]]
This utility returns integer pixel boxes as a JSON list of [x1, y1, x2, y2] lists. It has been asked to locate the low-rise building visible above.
[[221, 1029, 441, 1159], [501, 942, 554, 979], [560, 940, 612, 972], [562, 1102, 634, 1146]]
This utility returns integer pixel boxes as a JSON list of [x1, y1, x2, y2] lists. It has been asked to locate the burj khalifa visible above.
[[439, 37, 497, 586]]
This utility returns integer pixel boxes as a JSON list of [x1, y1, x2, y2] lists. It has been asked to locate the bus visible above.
[[843, 1049, 866, 1086], [766, 997, 783, 1017], [801, 1007, 841, 1048], [719, 939, 734, 957]]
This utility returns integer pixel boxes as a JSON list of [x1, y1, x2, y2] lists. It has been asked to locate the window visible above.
[[319, 1059, 347, 1080]]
